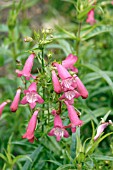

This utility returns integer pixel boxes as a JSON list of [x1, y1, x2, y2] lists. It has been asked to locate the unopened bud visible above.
[[24, 36, 33, 42]]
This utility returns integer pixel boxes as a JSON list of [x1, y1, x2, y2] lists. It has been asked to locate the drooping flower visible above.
[[10, 88, 21, 112], [65, 101, 83, 133], [52, 70, 62, 94], [21, 82, 44, 109], [48, 110, 69, 141], [22, 110, 38, 143], [16, 53, 36, 80], [0, 101, 8, 117], [86, 9, 96, 25], [75, 75, 88, 99], [53, 63, 71, 80], [62, 54, 78, 73], [94, 120, 113, 141]]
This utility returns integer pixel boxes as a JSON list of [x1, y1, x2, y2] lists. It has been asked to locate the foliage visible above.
[[0, 0, 113, 169]]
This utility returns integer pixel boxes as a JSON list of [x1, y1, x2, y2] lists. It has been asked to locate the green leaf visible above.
[[70, 132, 76, 159], [13, 155, 32, 164], [56, 164, 74, 170], [46, 160, 62, 166], [92, 155, 113, 161], [22, 145, 43, 170], [0, 153, 7, 162], [82, 63, 113, 94], [77, 6, 94, 20], [102, 110, 111, 122], [86, 132, 113, 155], [82, 107, 112, 124], [81, 25, 113, 41], [55, 26, 76, 40], [57, 39, 72, 56]]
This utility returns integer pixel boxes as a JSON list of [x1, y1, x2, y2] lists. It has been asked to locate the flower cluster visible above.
[[49, 54, 88, 141], [0, 53, 44, 143]]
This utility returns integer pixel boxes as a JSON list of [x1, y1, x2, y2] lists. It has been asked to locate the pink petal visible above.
[[62, 54, 78, 73], [71, 127, 76, 133], [0, 102, 7, 117], [15, 70, 23, 77], [65, 101, 83, 127], [36, 94, 44, 104], [51, 110, 57, 116], [48, 128, 55, 136], [22, 53, 35, 76], [28, 82, 37, 92], [22, 110, 38, 143], [29, 102, 36, 109], [76, 76, 88, 99], [56, 135, 61, 141], [52, 70, 62, 93], [53, 63, 71, 80], [94, 122, 109, 141], [20, 96, 28, 105], [10, 88, 21, 112], [64, 129, 69, 138], [86, 9, 96, 25], [54, 115, 63, 128]]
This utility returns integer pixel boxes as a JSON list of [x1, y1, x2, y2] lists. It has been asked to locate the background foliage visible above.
[[0, 0, 113, 169]]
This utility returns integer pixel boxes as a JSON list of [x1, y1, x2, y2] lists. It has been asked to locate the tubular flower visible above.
[[22, 110, 38, 143], [94, 120, 113, 141], [10, 88, 21, 112], [16, 53, 36, 80], [62, 54, 78, 73], [65, 101, 83, 133], [0, 101, 8, 117], [75, 76, 88, 99], [48, 110, 69, 141], [53, 63, 71, 80], [52, 70, 62, 93], [21, 82, 44, 109], [86, 9, 96, 25]]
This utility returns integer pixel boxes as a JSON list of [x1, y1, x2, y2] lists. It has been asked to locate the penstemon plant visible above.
[[0, 0, 113, 169]]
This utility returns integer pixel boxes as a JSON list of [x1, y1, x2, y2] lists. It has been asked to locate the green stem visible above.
[[11, 29, 16, 61], [76, 22, 82, 56], [41, 47, 45, 131]]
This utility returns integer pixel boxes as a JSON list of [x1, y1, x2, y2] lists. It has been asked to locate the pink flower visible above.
[[16, 53, 36, 80], [10, 88, 21, 112], [53, 63, 71, 80], [62, 54, 78, 73], [61, 76, 77, 92], [52, 70, 62, 94], [112, 1, 113, 5], [22, 110, 38, 143], [61, 75, 88, 100], [21, 82, 44, 109], [59, 90, 81, 105], [75, 76, 88, 99], [48, 110, 69, 141], [86, 9, 96, 25], [94, 120, 113, 141], [65, 101, 83, 133], [0, 101, 8, 117]]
